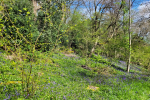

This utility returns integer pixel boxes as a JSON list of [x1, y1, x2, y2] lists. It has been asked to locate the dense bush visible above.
[[1, 0, 38, 52], [36, 0, 68, 51]]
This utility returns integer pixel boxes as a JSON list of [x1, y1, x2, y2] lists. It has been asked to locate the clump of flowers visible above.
[[0, 81, 22, 85], [86, 85, 99, 91]]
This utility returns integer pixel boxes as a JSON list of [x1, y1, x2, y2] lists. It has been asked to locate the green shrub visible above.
[[1, 0, 38, 51]]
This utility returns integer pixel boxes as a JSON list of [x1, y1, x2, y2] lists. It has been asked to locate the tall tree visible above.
[[127, 0, 131, 72]]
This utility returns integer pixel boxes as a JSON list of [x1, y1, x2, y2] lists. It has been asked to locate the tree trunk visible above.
[[88, 36, 99, 57], [127, 0, 132, 72], [32, 0, 41, 16]]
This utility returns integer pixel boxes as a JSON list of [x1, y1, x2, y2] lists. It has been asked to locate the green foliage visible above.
[[36, 0, 67, 51], [66, 11, 92, 56], [1, 0, 38, 51], [0, 4, 4, 51], [90, 54, 112, 66], [131, 44, 150, 70]]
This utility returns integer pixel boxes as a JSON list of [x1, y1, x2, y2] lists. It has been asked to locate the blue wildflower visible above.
[[63, 96, 66, 100]]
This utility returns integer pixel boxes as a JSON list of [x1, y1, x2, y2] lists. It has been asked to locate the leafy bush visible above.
[[90, 54, 111, 65], [36, 0, 67, 51], [1, 0, 38, 51], [132, 45, 150, 70]]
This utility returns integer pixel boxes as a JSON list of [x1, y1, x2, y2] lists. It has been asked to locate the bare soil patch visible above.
[[63, 53, 79, 58]]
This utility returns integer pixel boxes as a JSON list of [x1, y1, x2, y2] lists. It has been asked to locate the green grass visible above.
[[0, 51, 150, 100]]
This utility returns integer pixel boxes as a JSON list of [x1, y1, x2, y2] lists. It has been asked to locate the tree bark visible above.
[[88, 36, 99, 57], [127, 0, 131, 72], [32, 0, 41, 16]]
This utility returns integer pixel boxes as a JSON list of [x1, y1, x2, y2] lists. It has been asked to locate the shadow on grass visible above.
[[110, 64, 126, 72], [77, 65, 149, 86]]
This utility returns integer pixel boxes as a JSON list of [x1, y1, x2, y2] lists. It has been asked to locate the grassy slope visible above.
[[0, 51, 150, 100]]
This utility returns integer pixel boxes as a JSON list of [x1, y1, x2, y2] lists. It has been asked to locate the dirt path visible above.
[[62, 53, 79, 59]]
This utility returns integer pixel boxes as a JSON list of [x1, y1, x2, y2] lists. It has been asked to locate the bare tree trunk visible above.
[[127, 0, 131, 72], [32, 0, 37, 16], [32, 0, 41, 16], [88, 36, 99, 57]]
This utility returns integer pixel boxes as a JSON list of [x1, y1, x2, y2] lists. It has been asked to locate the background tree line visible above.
[[1, 0, 150, 70]]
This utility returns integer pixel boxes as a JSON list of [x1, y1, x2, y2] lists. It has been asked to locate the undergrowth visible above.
[[0, 51, 150, 100]]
